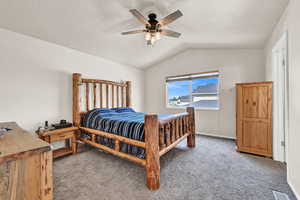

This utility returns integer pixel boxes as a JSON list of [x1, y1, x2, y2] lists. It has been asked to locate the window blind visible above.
[[166, 71, 219, 82]]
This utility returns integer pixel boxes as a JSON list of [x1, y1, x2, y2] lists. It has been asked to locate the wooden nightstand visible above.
[[37, 127, 78, 158]]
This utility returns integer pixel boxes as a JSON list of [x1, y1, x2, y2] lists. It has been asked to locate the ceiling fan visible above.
[[122, 9, 183, 46]]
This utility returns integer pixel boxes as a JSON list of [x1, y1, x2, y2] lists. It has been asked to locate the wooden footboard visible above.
[[72, 73, 195, 190]]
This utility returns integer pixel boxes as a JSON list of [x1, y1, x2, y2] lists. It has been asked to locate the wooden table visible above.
[[37, 127, 78, 158], [0, 122, 53, 200]]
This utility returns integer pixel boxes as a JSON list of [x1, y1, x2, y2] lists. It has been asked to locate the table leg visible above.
[[71, 135, 77, 154]]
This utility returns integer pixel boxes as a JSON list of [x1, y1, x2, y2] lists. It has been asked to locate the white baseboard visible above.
[[197, 132, 236, 140], [288, 178, 300, 200]]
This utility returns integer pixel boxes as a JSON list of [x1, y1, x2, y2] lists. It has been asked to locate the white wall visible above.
[[264, 7, 289, 81], [286, 0, 300, 198], [264, 1, 300, 198], [145, 49, 265, 139], [0, 28, 144, 132]]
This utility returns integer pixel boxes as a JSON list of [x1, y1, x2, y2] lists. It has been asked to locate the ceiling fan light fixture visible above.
[[145, 32, 151, 41], [155, 32, 161, 40], [150, 36, 156, 45]]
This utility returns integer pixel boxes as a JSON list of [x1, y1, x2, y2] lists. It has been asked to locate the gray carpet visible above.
[[53, 136, 296, 200]]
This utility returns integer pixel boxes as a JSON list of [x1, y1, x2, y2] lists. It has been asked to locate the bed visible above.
[[72, 73, 196, 190]]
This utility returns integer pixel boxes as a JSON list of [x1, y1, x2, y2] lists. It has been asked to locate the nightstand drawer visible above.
[[50, 131, 74, 142]]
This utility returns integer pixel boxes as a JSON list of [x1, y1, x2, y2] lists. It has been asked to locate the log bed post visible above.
[[73, 73, 82, 153], [126, 81, 132, 107], [73, 73, 82, 127], [145, 114, 160, 190], [187, 107, 196, 148]]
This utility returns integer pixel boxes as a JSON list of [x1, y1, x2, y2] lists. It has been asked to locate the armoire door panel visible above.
[[257, 86, 269, 119], [242, 120, 255, 148], [243, 120, 269, 151], [254, 121, 269, 151], [243, 86, 258, 118]]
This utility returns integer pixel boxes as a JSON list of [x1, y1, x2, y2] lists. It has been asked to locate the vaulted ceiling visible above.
[[0, 0, 288, 68]]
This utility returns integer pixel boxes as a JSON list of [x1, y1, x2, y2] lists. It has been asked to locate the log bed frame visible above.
[[72, 73, 196, 190]]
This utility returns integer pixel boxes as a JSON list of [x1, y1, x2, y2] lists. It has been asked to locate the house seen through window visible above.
[[166, 71, 220, 109]]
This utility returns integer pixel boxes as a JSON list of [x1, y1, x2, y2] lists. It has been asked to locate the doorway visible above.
[[272, 32, 289, 162]]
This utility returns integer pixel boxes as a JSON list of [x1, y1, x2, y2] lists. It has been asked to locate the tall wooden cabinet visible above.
[[236, 82, 273, 157]]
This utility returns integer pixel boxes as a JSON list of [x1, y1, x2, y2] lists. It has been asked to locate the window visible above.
[[166, 71, 220, 109]]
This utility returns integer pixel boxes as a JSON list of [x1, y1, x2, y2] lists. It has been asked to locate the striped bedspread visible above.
[[82, 108, 169, 158]]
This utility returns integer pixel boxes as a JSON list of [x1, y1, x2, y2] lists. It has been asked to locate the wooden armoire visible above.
[[236, 82, 273, 157]]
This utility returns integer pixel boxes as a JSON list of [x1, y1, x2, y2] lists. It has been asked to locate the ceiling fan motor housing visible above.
[[147, 13, 159, 31]]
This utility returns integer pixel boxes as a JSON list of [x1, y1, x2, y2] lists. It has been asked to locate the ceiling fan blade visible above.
[[121, 30, 146, 35], [159, 10, 183, 26], [129, 9, 150, 26], [160, 29, 181, 38]]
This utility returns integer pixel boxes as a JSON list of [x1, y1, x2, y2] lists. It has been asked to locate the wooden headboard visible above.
[[72, 73, 132, 126]]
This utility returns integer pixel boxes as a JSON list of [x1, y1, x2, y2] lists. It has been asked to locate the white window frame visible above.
[[165, 71, 220, 111]]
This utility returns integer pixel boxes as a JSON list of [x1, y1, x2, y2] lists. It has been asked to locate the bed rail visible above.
[[79, 126, 146, 166]]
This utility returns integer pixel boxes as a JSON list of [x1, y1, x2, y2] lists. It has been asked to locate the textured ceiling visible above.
[[0, 0, 288, 68]]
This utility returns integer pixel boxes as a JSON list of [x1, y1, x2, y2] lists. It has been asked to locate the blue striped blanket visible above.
[[82, 108, 169, 158]]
